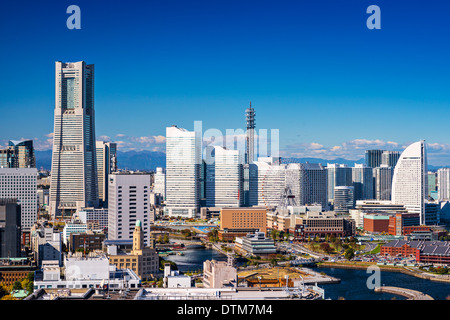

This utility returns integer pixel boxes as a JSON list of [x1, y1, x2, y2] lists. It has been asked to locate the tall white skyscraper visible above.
[[437, 168, 450, 201], [391, 140, 428, 225], [153, 167, 166, 200], [96, 141, 117, 205], [165, 125, 201, 218], [0, 168, 37, 232], [49, 61, 99, 217], [253, 158, 286, 209], [205, 146, 243, 207]]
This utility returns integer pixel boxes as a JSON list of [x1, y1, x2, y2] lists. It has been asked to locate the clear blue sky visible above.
[[1, 0, 450, 164]]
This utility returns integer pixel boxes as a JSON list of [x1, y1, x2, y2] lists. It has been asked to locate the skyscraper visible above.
[[165, 125, 201, 218], [365, 150, 384, 168], [391, 140, 427, 225], [437, 168, 450, 201], [287, 163, 327, 207], [49, 61, 99, 217], [108, 172, 152, 246], [373, 165, 394, 200], [153, 167, 166, 200], [0, 140, 35, 168], [381, 151, 400, 167], [96, 141, 117, 205], [205, 146, 243, 207], [352, 163, 374, 200], [326, 163, 352, 204]]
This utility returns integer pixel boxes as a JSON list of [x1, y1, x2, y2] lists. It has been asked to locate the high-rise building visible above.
[[245, 102, 256, 164], [326, 164, 352, 204], [0, 199, 22, 258], [381, 151, 400, 168], [427, 171, 437, 200], [253, 158, 286, 209], [96, 141, 117, 205], [108, 172, 152, 246], [391, 140, 428, 225], [49, 61, 99, 217], [0, 140, 35, 169], [205, 146, 243, 207], [352, 164, 374, 200], [365, 150, 384, 168], [286, 163, 327, 207], [334, 186, 355, 214], [152, 167, 166, 200], [437, 168, 450, 201], [0, 168, 37, 232], [165, 125, 201, 218], [373, 165, 394, 200]]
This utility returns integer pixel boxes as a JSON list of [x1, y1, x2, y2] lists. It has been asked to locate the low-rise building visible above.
[[108, 220, 159, 281], [235, 232, 276, 257], [219, 207, 267, 241], [203, 259, 237, 288], [290, 211, 355, 240], [33, 256, 141, 291]]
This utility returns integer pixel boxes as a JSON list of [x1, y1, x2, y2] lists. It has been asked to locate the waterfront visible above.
[[164, 247, 450, 300]]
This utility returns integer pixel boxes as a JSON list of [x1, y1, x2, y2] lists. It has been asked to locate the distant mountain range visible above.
[[35, 150, 166, 172], [35, 150, 443, 172]]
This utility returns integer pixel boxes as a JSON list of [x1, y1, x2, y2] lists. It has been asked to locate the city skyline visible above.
[[2, 1, 450, 165]]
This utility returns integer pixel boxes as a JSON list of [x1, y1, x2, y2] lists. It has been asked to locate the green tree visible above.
[[344, 247, 355, 261], [12, 281, 22, 291]]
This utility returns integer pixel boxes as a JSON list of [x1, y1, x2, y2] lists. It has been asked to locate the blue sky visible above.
[[1, 0, 450, 165]]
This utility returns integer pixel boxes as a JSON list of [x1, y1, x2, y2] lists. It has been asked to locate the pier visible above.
[[374, 286, 434, 300]]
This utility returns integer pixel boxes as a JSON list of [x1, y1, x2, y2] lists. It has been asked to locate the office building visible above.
[[381, 151, 400, 168], [291, 211, 355, 240], [365, 149, 384, 168], [205, 146, 243, 208], [218, 207, 267, 241], [0, 168, 38, 232], [50, 61, 99, 218], [327, 164, 352, 203], [0, 199, 21, 258], [108, 172, 151, 245], [334, 186, 355, 214], [235, 232, 277, 256], [152, 167, 166, 200], [352, 164, 374, 200], [76, 207, 108, 232], [373, 165, 394, 200], [96, 141, 117, 205], [253, 158, 286, 209], [438, 168, 450, 201], [391, 140, 428, 225], [165, 125, 201, 218], [30, 222, 62, 266], [0, 140, 36, 168]]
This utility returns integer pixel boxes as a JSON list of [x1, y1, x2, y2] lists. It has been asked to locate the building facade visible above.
[[0, 168, 37, 233], [165, 126, 201, 218], [108, 172, 152, 246], [391, 140, 428, 225], [96, 141, 117, 205], [50, 61, 99, 217], [205, 146, 243, 208]]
